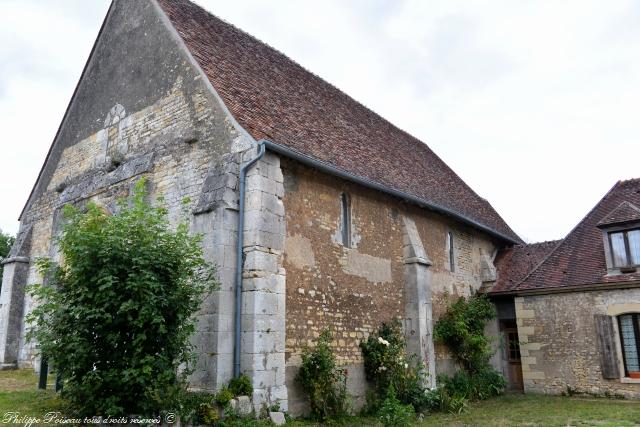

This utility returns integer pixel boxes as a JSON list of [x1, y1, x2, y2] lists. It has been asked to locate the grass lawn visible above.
[[1, 369, 639, 426], [0, 369, 65, 420]]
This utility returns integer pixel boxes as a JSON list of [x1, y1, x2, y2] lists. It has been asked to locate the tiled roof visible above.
[[156, 0, 521, 243], [510, 178, 640, 292], [597, 201, 640, 227], [490, 240, 562, 293]]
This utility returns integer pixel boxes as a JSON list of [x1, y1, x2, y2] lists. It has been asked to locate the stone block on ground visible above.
[[269, 411, 286, 425], [236, 395, 252, 416]]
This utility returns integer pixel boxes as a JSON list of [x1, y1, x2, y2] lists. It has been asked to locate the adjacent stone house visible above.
[[489, 178, 640, 398], [0, 0, 522, 414]]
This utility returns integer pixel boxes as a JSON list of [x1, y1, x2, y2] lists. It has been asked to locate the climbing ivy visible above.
[[434, 294, 505, 400]]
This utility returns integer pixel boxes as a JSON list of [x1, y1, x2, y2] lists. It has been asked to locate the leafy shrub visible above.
[[296, 329, 349, 421], [425, 388, 467, 414], [378, 386, 415, 427], [228, 374, 253, 397], [26, 180, 219, 417], [360, 319, 429, 412], [433, 294, 506, 404], [176, 391, 217, 425], [433, 294, 496, 374], [439, 369, 506, 401], [215, 387, 234, 407]]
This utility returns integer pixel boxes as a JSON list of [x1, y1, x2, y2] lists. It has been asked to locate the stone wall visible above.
[[280, 161, 500, 413], [0, 0, 252, 395], [516, 289, 640, 398]]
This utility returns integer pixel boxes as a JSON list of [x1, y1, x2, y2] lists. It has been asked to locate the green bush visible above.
[[378, 386, 415, 427], [433, 294, 496, 374], [422, 388, 467, 414], [296, 329, 349, 421], [176, 391, 217, 425], [215, 387, 234, 407], [228, 374, 253, 397], [26, 180, 219, 417], [433, 294, 506, 404], [439, 369, 506, 401], [360, 319, 429, 412]]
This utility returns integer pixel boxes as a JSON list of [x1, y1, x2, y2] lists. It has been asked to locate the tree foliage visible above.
[[27, 180, 218, 417], [0, 230, 15, 278]]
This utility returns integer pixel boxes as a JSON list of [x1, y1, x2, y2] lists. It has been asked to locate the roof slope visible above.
[[156, 0, 521, 243], [597, 201, 640, 227], [512, 178, 640, 292], [491, 240, 562, 293]]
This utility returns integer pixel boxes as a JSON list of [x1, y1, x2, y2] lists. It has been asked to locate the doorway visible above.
[[501, 320, 523, 391]]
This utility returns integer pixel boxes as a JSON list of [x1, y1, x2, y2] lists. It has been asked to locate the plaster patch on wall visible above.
[[285, 234, 316, 269], [341, 249, 392, 283]]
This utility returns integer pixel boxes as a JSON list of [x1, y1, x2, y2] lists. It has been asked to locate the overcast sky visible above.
[[1, 0, 638, 242]]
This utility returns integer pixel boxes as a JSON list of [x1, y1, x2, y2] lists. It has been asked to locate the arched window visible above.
[[618, 313, 640, 376]]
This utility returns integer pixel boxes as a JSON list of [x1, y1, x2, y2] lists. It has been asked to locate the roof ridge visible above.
[[513, 180, 622, 290], [620, 177, 640, 184], [520, 239, 563, 248]]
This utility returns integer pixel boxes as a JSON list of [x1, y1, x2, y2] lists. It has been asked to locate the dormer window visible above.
[[597, 201, 640, 273], [609, 229, 640, 268]]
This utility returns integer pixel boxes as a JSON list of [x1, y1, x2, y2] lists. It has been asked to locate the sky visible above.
[[0, 0, 638, 243]]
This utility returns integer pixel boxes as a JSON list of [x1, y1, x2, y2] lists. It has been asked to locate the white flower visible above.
[[377, 336, 390, 346], [404, 363, 409, 369]]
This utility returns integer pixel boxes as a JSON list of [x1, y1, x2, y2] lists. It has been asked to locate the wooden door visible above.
[[505, 328, 524, 391]]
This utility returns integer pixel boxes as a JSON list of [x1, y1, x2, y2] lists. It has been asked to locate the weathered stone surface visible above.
[[241, 147, 288, 413], [269, 411, 286, 425], [281, 161, 501, 412], [229, 396, 252, 416], [516, 290, 640, 398]]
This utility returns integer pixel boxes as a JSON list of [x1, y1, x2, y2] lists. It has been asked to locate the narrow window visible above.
[[447, 231, 455, 272], [618, 314, 640, 376], [340, 193, 351, 248], [629, 230, 640, 265], [610, 232, 627, 267]]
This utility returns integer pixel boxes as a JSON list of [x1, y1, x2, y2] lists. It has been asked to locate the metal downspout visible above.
[[234, 141, 266, 378]]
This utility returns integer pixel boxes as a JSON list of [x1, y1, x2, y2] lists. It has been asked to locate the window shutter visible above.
[[594, 314, 620, 379]]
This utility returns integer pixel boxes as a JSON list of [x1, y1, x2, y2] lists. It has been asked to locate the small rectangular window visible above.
[[340, 193, 351, 248]]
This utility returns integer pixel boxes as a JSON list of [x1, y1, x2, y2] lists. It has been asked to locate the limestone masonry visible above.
[[2, 0, 638, 415]]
